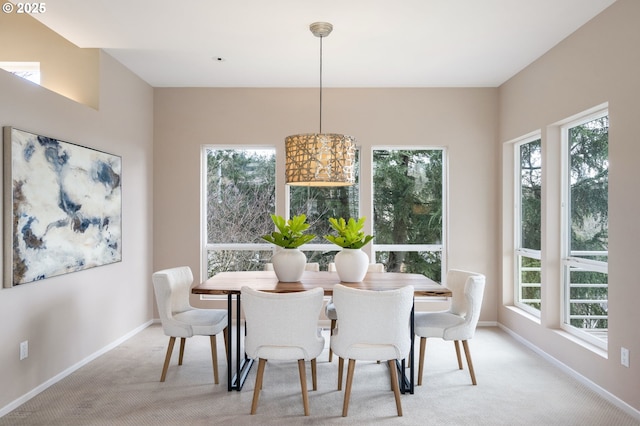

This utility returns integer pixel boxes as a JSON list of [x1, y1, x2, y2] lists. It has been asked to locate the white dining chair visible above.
[[326, 263, 385, 362], [414, 269, 485, 385], [152, 266, 228, 383], [330, 283, 414, 417], [241, 286, 325, 416]]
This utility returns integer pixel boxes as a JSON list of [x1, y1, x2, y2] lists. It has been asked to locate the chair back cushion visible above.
[[443, 270, 485, 340], [152, 266, 194, 337], [367, 263, 385, 273], [447, 270, 479, 316], [241, 287, 325, 361], [331, 284, 414, 361]]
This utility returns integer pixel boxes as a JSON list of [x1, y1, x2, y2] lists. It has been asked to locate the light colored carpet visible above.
[[1, 325, 638, 425]]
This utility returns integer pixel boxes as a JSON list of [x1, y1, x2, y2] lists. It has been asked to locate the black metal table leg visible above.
[[397, 300, 415, 394], [228, 292, 253, 391], [227, 294, 232, 391]]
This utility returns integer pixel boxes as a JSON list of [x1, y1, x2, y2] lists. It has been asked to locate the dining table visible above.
[[191, 270, 452, 394]]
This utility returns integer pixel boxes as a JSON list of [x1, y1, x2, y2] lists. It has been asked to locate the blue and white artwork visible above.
[[3, 127, 122, 286]]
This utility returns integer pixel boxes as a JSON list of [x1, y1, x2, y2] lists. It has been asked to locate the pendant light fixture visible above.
[[285, 22, 356, 186]]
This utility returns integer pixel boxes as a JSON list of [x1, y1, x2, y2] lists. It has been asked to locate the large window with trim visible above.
[[371, 148, 445, 282], [202, 147, 276, 277], [561, 110, 608, 347], [515, 136, 542, 314], [203, 146, 446, 283]]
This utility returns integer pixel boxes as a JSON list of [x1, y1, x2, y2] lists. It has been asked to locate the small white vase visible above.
[[271, 248, 306, 282], [334, 248, 369, 282]]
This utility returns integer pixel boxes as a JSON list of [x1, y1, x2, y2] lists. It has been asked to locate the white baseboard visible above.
[[498, 323, 640, 421], [0, 320, 154, 418]]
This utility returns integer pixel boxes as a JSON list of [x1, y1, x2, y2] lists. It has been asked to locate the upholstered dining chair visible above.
[[241, 286, 325, 416], [330, 283, 414, 417], [264, 262, 320, 272], [414, 269, 485, 386], [152, 266, 228, 383], [326, 263, 385, 362]]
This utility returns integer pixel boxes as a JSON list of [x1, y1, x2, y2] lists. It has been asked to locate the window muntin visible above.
[[372, 148, 445, 282], [515, 137, 542, 314], [203, 147, 276, 277], [562, 112, 608, 347]]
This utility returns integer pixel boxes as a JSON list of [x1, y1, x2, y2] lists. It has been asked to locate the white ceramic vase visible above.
[[271, 248, 306, 282], [334, 248, 369, 282]]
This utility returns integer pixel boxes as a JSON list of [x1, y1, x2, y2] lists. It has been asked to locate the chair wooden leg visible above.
[[311, 358, 318, 390], [178, 337, 186, 365], [328, 319, 336, 362], [298, 359, 310, 416], [337, 357, 344, 390], [160, 337, 176, 382], [388, 360, 403, 416], [418, 337, 426, 386], [251, 358, 267, 414], [342, 359, 356, 417], [210, 335, 219, 384], [389, 362, 394, 391], [462, 340, 477, 385], [454, 340, 463, 369]]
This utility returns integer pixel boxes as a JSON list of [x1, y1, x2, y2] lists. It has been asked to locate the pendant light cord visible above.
[[319, 35, 323, 134]]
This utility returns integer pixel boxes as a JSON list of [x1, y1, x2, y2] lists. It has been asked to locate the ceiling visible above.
[[26, 0, 617, 88]]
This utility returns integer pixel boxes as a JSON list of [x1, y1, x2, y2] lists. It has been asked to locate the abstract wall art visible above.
[[3, 127, 122, 287]]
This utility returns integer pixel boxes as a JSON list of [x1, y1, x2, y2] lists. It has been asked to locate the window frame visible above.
[[559, 106, 609, 349], [200, 145, 277, 283], [370, 146, 448, 286], [513, 133, 542, 316]]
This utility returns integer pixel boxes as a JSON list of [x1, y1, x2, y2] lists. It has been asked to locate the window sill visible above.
[[504, 305, 607, 359], [505, 304, 541, 325]]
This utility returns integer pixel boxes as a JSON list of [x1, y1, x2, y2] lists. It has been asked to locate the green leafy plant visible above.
[[324, 217, 374, 249], [261, 214, 316, 248]]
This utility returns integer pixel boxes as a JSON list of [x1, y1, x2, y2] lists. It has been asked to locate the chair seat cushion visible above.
[[250, 339, 325, 361], [332, 342, 404, 361], [414, 312, 465, 339], [173, 309, 227, 336]]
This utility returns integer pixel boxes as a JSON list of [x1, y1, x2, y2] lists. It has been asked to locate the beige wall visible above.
[[499, 0, 639, 412], [153, 87, 500, 316], [0, 52, 154, 410]]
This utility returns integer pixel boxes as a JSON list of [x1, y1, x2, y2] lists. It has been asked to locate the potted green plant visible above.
[[324, 217, 374, 282], [262, 214, 315, 282]]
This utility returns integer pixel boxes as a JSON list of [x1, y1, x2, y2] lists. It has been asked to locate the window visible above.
[[288, 152, 360, 269], [202, 147, 276, 277], [372, 148, 445, 282], [0, 62, 40, 84], [515, 136, 542, 314], [562, 111, 608, 347]]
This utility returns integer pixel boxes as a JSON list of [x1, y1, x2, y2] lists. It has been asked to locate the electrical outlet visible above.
[[621, 347, 630, 368], [20, 340, 28, 360]]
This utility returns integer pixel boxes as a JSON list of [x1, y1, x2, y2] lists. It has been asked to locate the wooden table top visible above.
[[192, 270, 451, 297]]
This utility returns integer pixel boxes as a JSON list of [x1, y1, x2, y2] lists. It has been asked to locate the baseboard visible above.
[[498, 323, 640, 421], [0, 320, 154, 418]]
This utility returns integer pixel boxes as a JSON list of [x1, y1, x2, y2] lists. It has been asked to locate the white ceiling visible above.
[[25, 0, 617, 88]]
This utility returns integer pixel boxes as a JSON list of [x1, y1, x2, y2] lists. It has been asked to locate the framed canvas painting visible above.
[[3, 127, 122, 287]]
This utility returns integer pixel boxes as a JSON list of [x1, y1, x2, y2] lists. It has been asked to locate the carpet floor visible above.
[[1, 325, 638, 425]]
